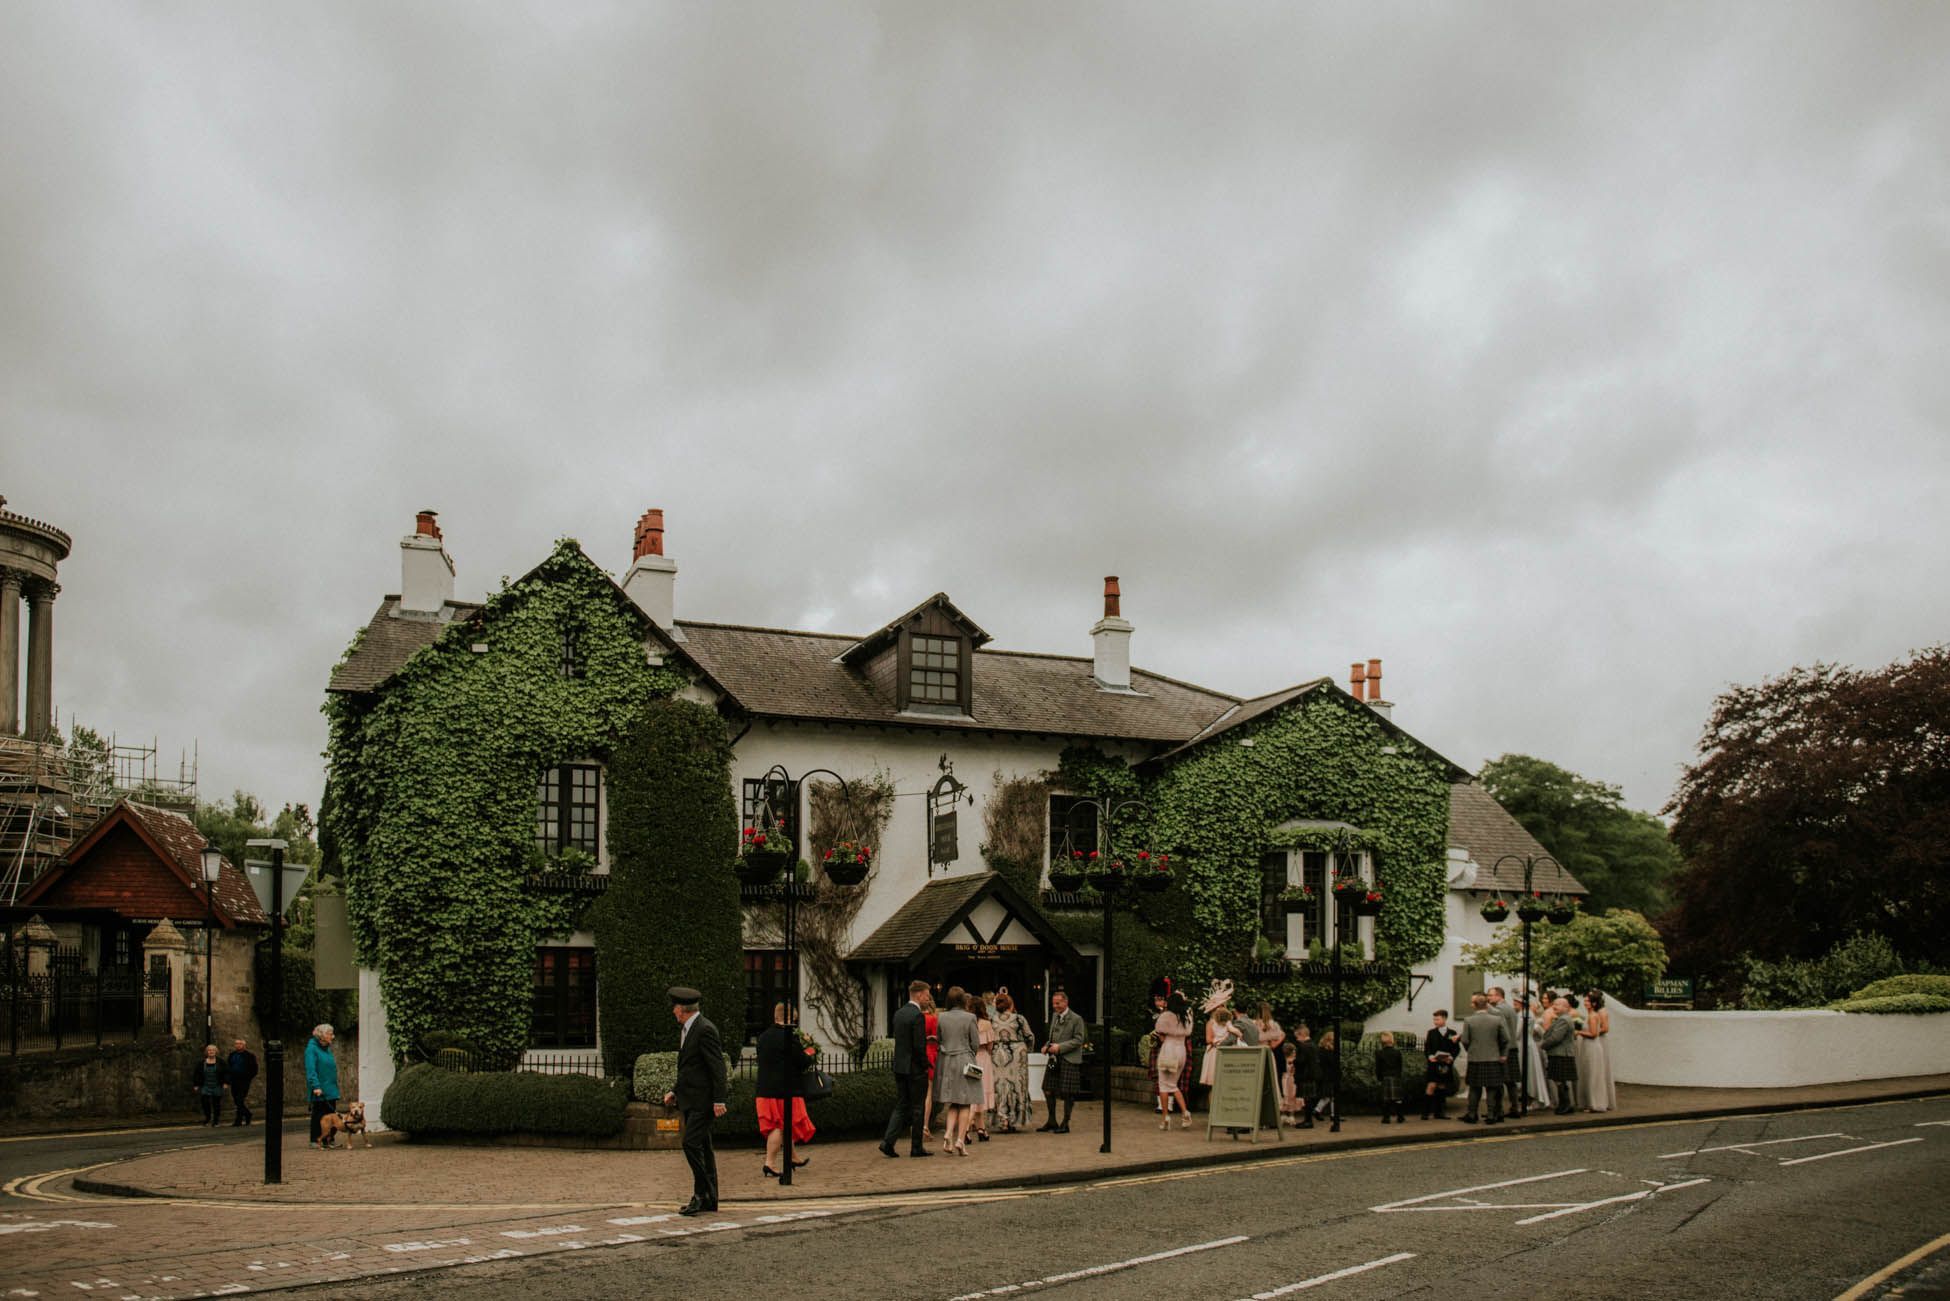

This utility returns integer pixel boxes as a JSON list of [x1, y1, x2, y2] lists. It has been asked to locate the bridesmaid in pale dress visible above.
[[1196, 981, 1236, 1090], [1254, 1002, 1287, 1101], [988, 991, 1034, 1133], [1575, 991, 1617, 1112], [971, 995, 996, 1140], [1153, 992, 1193, 1128]]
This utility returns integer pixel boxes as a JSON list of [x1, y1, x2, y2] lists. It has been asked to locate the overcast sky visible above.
[[4, 3, 1946, 819]]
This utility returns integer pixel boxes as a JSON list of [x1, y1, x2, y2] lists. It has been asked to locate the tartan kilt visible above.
[[1546, 1055, 1579, 1083], [1046, 1053, 1085, 1096], [1379, 1076, 1405, 1103], [1465, 1058, 1506, 1088]]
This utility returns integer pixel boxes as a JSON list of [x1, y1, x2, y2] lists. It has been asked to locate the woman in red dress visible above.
[[755, 1003, 815, 1178], [921, 990, 943, 1140]]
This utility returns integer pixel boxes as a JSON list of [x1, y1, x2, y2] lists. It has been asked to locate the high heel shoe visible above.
[[762, 1165, 781, 1178], [976, 1129, 989, 1142]]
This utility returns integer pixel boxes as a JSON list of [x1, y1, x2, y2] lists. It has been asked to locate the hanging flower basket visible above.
[[1480, 899, 1511, 923], [1515, 895, 1547, 922], [1048, 867, 1084, 893], [1279, 886, 1317, 915], [823, 842, 873, 887], [1134, 851, 1171, 893], [1091, 860, 1129, 891], [1352, 889, 1384, 917], [1546, 899, 1578, 925], [738, 823, 793, 883]]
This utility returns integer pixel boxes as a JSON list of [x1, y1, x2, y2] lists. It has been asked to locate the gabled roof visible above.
[[25, 799, 268, 926], [1147, 678, 1472, 780], [678, 621, 1238, 743], [1448, 782, 1589, 897], [848, 871, 1083, 967], [836, 592, 992, 667]]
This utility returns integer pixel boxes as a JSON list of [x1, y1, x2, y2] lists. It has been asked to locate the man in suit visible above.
[[1487, 986, 1522, 1115], [661, 986, 728, 1215], [1039, 989, 1087, 1134], [1458, 992, 1511, 1125], [880, 979, 935, 1158], [1291, 1023, 1319, 1129], [1540, 995, 1580, 1115]]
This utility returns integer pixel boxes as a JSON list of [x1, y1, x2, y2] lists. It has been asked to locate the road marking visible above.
[[1241, 1252, 1417, 1298], [1372, 1168, 1588, 1212], [1657, 1132, 1849, 1159], [1835, 1228, 1950, 1300], [1513, 1177, 1709, 1225], [947, 1235, 1250, 1299], [0, 1218, 115, 1235], [1914, 1120, 1950, 1128], [1779, 1137, 1924, 1166]]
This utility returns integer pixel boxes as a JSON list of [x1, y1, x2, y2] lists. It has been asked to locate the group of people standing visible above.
[[880, 981, 1085, 1158], [1148, 981, 1346, 1128], [188, 1036, 260, 1126], [1423, 988, 1615, 1124]]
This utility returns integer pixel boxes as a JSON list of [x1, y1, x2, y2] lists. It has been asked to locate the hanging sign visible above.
[[1204, 1045, 1284, 1143], [311, 893, 357, 990], [926, 755, 968, 875]]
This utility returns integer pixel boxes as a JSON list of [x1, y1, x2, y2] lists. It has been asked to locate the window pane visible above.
[[1302, 851, 1328, 944], [1259, 852, 1287, 944]]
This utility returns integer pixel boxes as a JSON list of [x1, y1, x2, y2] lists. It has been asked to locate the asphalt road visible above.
[[0, 1115, 289, 1200], [263, 1096, 1950, 1301]]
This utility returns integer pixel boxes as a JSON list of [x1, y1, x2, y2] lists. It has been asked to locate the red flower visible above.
[[1137, 851, 1150, 861], [1088, 850, 1100, 861]]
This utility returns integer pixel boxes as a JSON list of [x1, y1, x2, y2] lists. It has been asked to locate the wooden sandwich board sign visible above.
[[1205, 1045, 1284, 1143]]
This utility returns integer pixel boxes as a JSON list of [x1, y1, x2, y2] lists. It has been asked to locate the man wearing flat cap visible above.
[[662, 986, 728, 1215]]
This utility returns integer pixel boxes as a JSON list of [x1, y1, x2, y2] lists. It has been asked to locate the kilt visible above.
[[1045, 1052, 1085, 1097], [1546, 1055, 1579, 1083], [1465, 1058, 1505, 1088], [1379, 1076, 1405, 1103]]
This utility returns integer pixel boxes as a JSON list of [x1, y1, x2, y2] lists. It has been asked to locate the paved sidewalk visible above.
[[71, 1074, 1950, 1206]]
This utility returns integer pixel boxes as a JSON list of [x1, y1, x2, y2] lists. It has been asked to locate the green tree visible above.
[[1666, 647, 1950, 977], [192, 791, 321, 874], [589, 696, 742, 1075], [1478, 754, 1680, 916], [1461, 909, 1668, 1001]]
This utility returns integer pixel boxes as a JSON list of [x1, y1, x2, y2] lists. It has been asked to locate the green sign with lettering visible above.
[[1651, 977, 1694, 1001], [1204, 1046, 1284, 1143]]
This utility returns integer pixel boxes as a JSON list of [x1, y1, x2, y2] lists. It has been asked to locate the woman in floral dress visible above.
[[989, 990, 1035, 1133]]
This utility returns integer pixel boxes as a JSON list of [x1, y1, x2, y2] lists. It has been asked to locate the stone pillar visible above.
[[0, 568, 21, 735], [22, 914, 56, 979], [23, 580, 56, 740], [143, 918, 190, 1040]]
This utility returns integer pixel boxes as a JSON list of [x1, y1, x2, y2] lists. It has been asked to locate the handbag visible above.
[[963, 1062, 985, 1081], [800, 1069, 835, 1102]]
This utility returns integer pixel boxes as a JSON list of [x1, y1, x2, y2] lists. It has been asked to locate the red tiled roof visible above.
[[26, 800, 269, 927]]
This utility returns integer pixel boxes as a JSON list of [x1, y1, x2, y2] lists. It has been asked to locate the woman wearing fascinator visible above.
[[1196, 979, 1236, 1091]]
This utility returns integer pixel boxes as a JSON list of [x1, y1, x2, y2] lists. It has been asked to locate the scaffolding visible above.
[[0, 720, 199, 909]]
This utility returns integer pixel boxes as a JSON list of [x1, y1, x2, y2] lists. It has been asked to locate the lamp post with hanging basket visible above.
[[1490, 852, 1566, 1118]]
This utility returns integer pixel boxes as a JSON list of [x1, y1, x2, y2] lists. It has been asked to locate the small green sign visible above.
[[1204, 1046, 1284, 1142], [1651, 977, 1694, 1000]]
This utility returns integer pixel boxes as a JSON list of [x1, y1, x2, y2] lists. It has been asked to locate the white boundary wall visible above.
[[1608, 999, 1950, 1088]]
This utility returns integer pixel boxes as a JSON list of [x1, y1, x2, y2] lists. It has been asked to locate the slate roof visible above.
[[327, 597, 483, 694], [1447, 783, 1589, 897], [836, 592, 992, 667], [676, 621, 1239, 744], [1151, 681, 1328, 761], [847, 871, 1082, 966]]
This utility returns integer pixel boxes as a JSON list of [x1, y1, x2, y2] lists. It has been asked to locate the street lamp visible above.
[[1045, 796, 1165, 1155], [737, 764, 865, 1188], [1491, 852, 1564, 1119], [199, 844, 223, 1046], [244, 839, 311, 1185], [1324, 841, 1385, 1134]]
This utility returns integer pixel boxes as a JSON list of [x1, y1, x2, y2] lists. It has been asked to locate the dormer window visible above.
[[909, 636, 961, 704]]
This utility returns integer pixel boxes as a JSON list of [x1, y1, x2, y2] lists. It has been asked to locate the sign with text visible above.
[[1204, 1045, 1284, 1143], [1650, 977, 1695, 1004]]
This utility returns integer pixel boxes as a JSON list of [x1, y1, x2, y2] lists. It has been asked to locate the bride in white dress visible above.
[[1575, 991, 1617, 1112]]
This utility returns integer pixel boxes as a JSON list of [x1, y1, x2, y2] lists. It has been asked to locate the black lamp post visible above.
[[740, 764, 864, 1189], [198, 844, 223, 1047], [1325, 850, 1384, 1134], [245, 838, 310, 1185], [1047, 796, 1163, 1156], [1491, 852, 1563, 1119]]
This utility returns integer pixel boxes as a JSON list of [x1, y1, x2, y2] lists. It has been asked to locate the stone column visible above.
[[23, 579, 55, 741], [143, 919, 190, 1040], [0, 568, 21, 735]]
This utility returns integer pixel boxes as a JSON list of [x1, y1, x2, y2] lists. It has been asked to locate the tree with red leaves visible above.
[[1665, 647, 1950, 982]]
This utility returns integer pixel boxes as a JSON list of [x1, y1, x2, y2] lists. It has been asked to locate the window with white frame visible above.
[[536, 764, 602, 856], [1262, 847, 1373, 957]]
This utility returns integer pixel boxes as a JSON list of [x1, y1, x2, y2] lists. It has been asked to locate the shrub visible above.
[[634, 1052, 677, 1104], [1740, 933, 1908, 1009], [1849, 974, 1950, 1002], [713, 1068, 897, 1141], [1829, 994, 1950, 1015], [253, 948, 358, 1039], [381, 1063, 629, 1138], [1334, 1030, 1419, 1108]]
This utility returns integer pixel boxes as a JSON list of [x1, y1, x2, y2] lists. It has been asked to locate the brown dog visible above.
[[317, 1101, 372, 1149]]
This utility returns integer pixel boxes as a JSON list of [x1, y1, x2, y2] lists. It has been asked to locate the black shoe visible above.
[[763, 1166, 780, 1178], [1052, 1124, 1070, 1134], [1461, 1115, 1478, 1124], [1036, 1122, 1057, 1132], [909, 1147, 934, 1158], [792, 1158, 809, 1168], [877, 1143, 899, 1158], [679, 1198, 710, 1217]]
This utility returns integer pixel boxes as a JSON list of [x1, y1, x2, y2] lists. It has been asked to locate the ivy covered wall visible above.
[[322, 541, 686, 1066]]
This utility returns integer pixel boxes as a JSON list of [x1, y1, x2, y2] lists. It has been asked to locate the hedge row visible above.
[[381, 1063, 629, 1138], [1830, 993, 1950, 1015], [1848, 974, 1950, 1002]]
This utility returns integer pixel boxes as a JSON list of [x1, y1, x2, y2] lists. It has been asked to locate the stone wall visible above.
[[1, 1038, 201, 1122]]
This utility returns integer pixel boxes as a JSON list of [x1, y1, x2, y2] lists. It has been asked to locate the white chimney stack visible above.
[[399, 510, 454, 615], [1091, 576, 1133, 691], [622, 508, 679, 634]]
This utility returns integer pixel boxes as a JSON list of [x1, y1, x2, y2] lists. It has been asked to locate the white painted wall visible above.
[[1367, 884, 1519, 1029], [1606, 1000, 1950, 1088], [357, 965, 393, 1132]]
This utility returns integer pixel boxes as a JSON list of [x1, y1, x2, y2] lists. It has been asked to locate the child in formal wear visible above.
[[1373, 1031, 1407, 1124]]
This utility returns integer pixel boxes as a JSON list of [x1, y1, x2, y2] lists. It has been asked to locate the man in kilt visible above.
[[1487, 986, 1523, 1116], [1421, 1010, 1461, 1120], [1539, 996, 1580, 1114], [1291, 1023, 1319, 1129], [1038, 989, 1088, 1134], [1457, 993, 1511, 1125]]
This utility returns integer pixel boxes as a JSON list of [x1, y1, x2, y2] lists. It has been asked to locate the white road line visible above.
[[1657, 1132, 1848, 1159], [1513, 1177, 1708, 1225], [947, 1236, 1250, 1300], [1371, 1169, 1587, 1212], [1241, 1252, 1418, 1298], [1779, 1137, 1924, 1166], [1915, 1121, 1950, 1128]]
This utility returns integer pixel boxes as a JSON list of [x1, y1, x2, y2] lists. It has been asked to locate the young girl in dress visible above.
[[1279, 1040, 1302, 1121]]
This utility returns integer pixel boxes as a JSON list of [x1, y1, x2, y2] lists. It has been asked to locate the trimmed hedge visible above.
[[381, 1063, 629, 1138], [253, 948, 358, 1040], [1830, 994, 1950, 1015], [713, 1069, 898, 1141], [1335, 1029, 1419, 1108], [634, 1052, 678, 1105], [1848, 974, 1950, 1002]]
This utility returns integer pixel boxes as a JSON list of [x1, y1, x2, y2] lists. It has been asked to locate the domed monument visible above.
[[0, 495, 70, 740]]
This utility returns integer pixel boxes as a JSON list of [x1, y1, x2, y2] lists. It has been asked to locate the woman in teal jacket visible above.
[[304, 1023, 340, 1146]]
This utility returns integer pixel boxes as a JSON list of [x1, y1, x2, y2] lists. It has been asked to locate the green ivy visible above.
[[322, 540, 687, 1067]]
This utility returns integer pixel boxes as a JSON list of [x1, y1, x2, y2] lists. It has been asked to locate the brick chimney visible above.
[[1349, 661, 1366, 701], [1091, 576, 1134, 691], [1364, 657, 1392, 719], [622, 508, 680, 634], [399, 510, 455, 615]]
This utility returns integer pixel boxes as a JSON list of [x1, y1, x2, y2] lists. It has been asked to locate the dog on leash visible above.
[[317, 1101, 372, 1149]]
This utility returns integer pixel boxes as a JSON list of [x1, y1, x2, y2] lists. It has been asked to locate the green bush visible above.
[[253, 948, 358, 1039], [1739, 933, 1908, 1009], [1334, 1030, 1419, 1108], [1829, 994, 1950, 1015], [1849, 974, 1950, 1002], [712, 1068, 898, 1141], [634, 1052, 677, 1104], [381, 1063, 629, 1138]]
